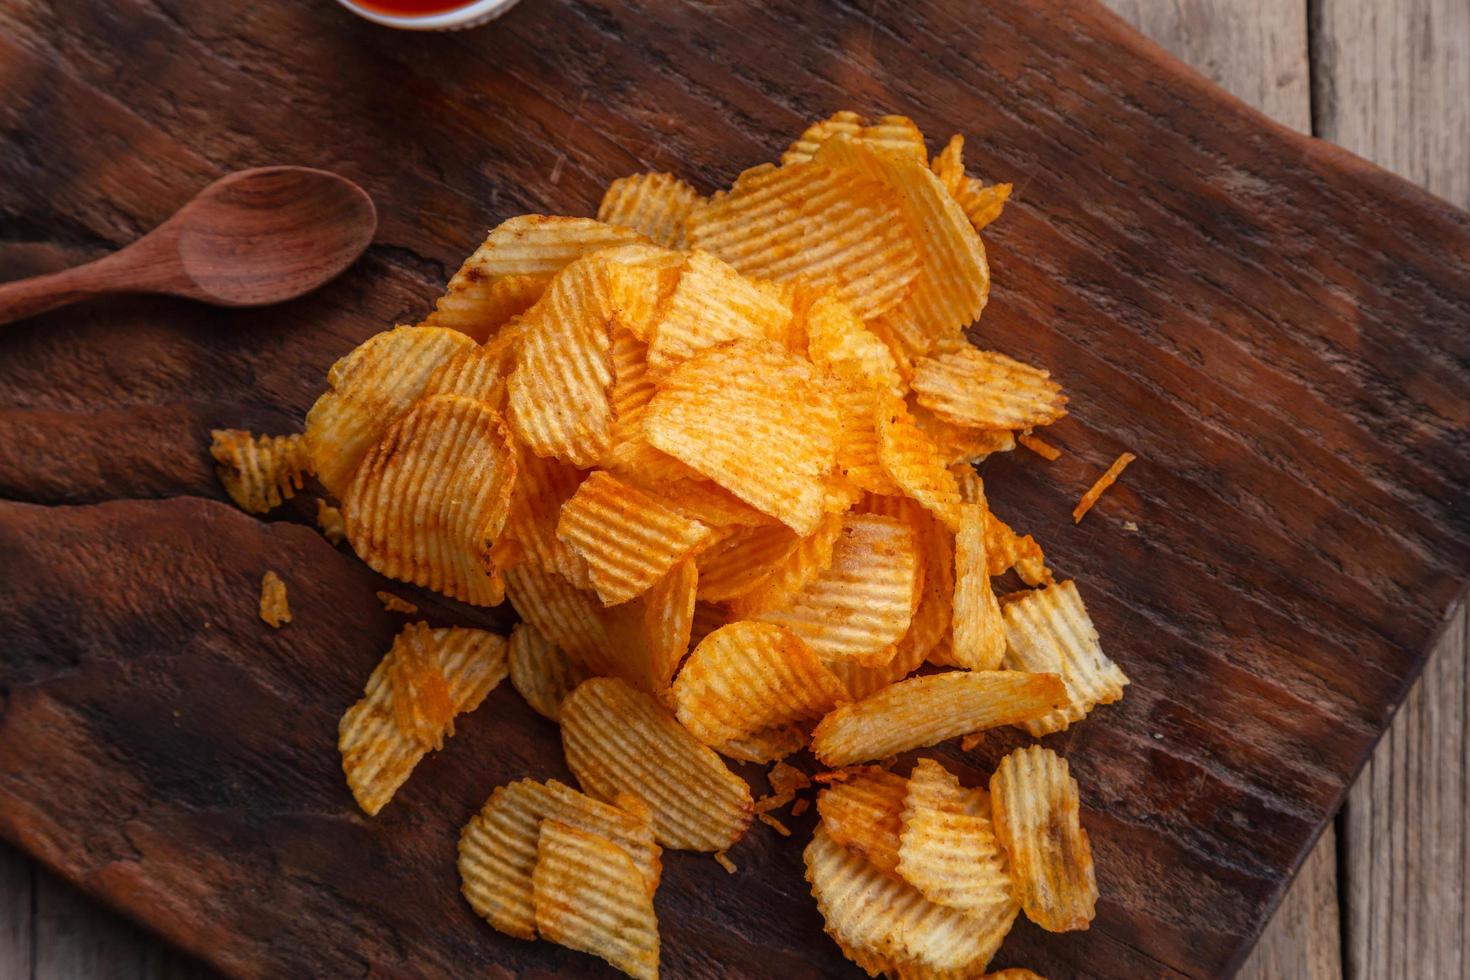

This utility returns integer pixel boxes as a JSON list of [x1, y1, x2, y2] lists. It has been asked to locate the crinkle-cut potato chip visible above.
[[458, 777, 660, 941], [424, 272, 547, 342], [725, 510, 844, 617], [673, 621, 848, 747], [817, 136, 989, 358], [877, 396, 964, 533], [342, 394, 516, 607], [210, 429, 310, 514], [645, 251, 792, 374], [561, 677, 753, 851], [713, 723, 810, 765], [316, 499, 345, 545], [954, 178, 1013, 232], [806, 297, 905, 495], [806, 825, 1013, 976], [258, 570, 290, 628], [602, 558, 698, 700], [685, 159, 920, 321], [646, 477, 779, 528], [898, 759, 1015, 915], [533, 819, 661, 980], [859, 114, 930, 162], [860, 493, 956, 661], [376, 590, 418, 615], [694, 523, 800, 602], [913, 405, 1017, 466], [1001, 581, 1128, 736], [990, 745, 1097, 932], [912, 347, 1067, 430], [340, 623, 508, 816], [811, 670, 1068, 767], [557, 471, 712, 606], [305, 325, 475, 496], [952, 502, 1006, 671], [930, 134, 966, 196], [781, 110, 929, 166], [780, 109, 864, 165], [422, 341, 513, 410], [495, 448, 590, 588], [451, 214, 649, 280], [816, 766, 906, 874], [979, 509, 1049, 588], [983, 971, 1047, 980], [752, 513, 918, 665], [645, 338, 839, 535], [603, 329, 705, 486], [505, 562, 613, 673], [826, 640, 914, 701], [508, 621, 591, 722], [598, 171, 702, 250]]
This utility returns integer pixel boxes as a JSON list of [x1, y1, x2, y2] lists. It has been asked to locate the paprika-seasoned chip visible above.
[[645, 338, 839, 534], [316, 499, 345, 545], [878, 396, 964, 533], [603, 329, 705, 485], [811, 670, 1068, 767], [449, 215, 648, 279], [781, 110, 929, 166], [984, 514, 1049, 587], [376, 591, 418, 615], [912, 347, 1067, 430], [673, 621, 848, 747], [952, 501, 1006, 671], [1001, 581, 1128, 736], [713, 723, 810, 765], [458, 777, 660, 940], [508, 622, 591, 722], [258, 570, 290, 628], [694, 522, 801, 602], [898, 759, 1015, 915], [305, 325, 475, 496], [561, 677, 753, 851], [1072, 451, 1136, 524], [598, 171, 702, 250], [984, 971, 1047, 980], [686, 160, 920, 320], [646, 251, 792, 374], [342, 394, 516, 607], [724, 510, 844, 617], [930, 134, 966, 196], [752, 513, 918, 664], [496, 448, 590, 588], [914, 405, 1017, 466], [602, 558, 698, 700], [505, 562, 612, 673], [990, 745, 1097, 932], [780, 110, 864, 165], [533, 819, 661, 980], [210, 429, 310, 514], [816, 765, 906, 874], [954, 178, 1013, 232], [858, 114, 930, 162], [557, 470, 713, 606], [425, 272, 546, 342], [422, 341, 515, 409], [340, 623, 508, 816], [806, 296, 905, 495]]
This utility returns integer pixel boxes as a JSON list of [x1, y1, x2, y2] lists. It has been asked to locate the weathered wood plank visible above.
[[1239, 826, 1343, 980], [0, 843, 31, 980]]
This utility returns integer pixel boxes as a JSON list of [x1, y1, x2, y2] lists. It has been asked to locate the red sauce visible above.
[[354, 0, 476, 15]]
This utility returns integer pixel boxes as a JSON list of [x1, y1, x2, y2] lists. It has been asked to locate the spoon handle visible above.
[[0, 250, 144, 327]]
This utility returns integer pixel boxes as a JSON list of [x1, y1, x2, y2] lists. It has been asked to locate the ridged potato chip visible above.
[[424, 272, 546, 342], [954, 179, 1013, 232], [210, 429, 310, 514], [694, 523, 800, 602], [909, 402, 1015, 467], [646, 251, 792, 374], [603, 328, 706, 485], [878, 396, 964, 533], [458, 777, 660, 940], [508, 621, 591, 722], [533, 818, 661, 980], [686, 159, 921, 321], [496, 448, 590, 588], [898, 759, 1015, 915], [752, 513, 918, 664], [816, 766, 906, 874], [305, 325, 475, 496], [811, 671, 1068, 767], [712, 722, 810, 765], [340, 623, 508, 815], [449, 215, 648, 279], [952, 501, 1006, 671], [258, 570, 290, 628], [504, 562, 612, 672], [602, 558, 698, 699], [1001, 581, 1128, 736], [651, 477, 780, 528], [781, 110, 929, 166], [912, 347, 1067, 430], [673, 621, 848, 747], [805, 296, 905, 495], [422, 340, 515, 409], [780, 110, 864, 165], [598, 171, 702, 250], [724, 510, 844, 617], [342, 394, 516, 607], [557, 470, 713, 606], [990, 746, 1096, 932], [860, 493, 955, 662], [930, 134, 965, 196], [645, 338, 839, 534], [561, 677, 753, 851]]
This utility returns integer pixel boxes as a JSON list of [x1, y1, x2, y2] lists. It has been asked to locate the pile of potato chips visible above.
[[214, 110, 1131, 979]]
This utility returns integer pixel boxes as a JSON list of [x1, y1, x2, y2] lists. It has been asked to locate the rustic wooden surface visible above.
[[2, 0, 1470, 975]]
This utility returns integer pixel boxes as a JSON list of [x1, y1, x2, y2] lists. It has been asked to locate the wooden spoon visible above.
[[0, 166, 377, 326]]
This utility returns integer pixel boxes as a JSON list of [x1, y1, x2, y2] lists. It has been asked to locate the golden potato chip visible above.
[[912, 347, 1067, 430], [898, 759, 1015, 915], [304, 325, 474, 496], [806, 825, 1012, 975], [561, 677, 753, 851], [651, 477, 780, 528], [458, 777, 660, 940], [781, 110, 929, 166], [315, 499, 345, 545], [340, 623, 508, 816], [508, 621, 591, 722], [210, 429, 310, 514], [954, 178, 1013, 232], [930, 134, 965, 196], [342, 394, 515, 607], [990, 745, 1097, 932], [811, 671, 1068, 767], [602, 558, 698, 700], [557, 470, 713, 606], [598, 171, 702, 249], [780, 109, 864, 165], [859, 114, 930, 162], [724, 510, 844, 617], [712, 723, 809, 765], [694, 523, 800, 602], [1001, 581, 1128, 736], [914, 405, 1017, 466], [815, 766, 906, 874], [449, 214, 648, 279], [673, 621, 848, 746], [258, 570, 290, 628], [646, 251, 792, 374], [685, 159, 920, 320], [422, 340, 515, 410], [375, 591, 418, 615], [984, 514, 1049, 587], [424, 272, 547, 342], [1072, 451, 1137, 524], [860, 494, 955, 660], [603, 327, 706, 485], [504, 562, 612, 673], [952, 501, 1006, 671], [762, 761, 812, 809], [496, 448, 591, 588], [645, 338, 839, 534], [877, 396, 964, 533], [533, 818, 661, 980]]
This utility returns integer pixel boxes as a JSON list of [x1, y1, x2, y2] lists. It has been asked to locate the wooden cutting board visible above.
[[1, 0, 1468, 976]]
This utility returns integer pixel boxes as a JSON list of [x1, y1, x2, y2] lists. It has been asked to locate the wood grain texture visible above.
[[1238, 825, 1343, 980], [1, 0, 1469, 977], [0, 844, 30, 980]]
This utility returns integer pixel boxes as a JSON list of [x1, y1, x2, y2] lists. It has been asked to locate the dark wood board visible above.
[[1, 0, 1467, 976]]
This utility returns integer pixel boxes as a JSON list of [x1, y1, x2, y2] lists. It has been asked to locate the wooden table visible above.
[[0, 0, 1465, 977]]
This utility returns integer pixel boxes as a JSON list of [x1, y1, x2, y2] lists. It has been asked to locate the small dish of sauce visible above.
[[336, 0, 520, 31]]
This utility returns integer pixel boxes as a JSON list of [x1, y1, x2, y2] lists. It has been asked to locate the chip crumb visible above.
[[1072, 451, 1136, 524], [376, 591, 420, 615], [316, 499, 346, 545], [1123, 520, 1139, 532], [812, 770, 851, 784], [259, 571, 291, 628], [758, 812, 793, 837], [714, 851, 737, 874], [790, 797, 810, 816], [1017, 431, 1062, 461], [960, 733, 983, 752]]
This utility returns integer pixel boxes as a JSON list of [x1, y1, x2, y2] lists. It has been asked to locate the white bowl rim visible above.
[[335, 0, 519, 30]]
